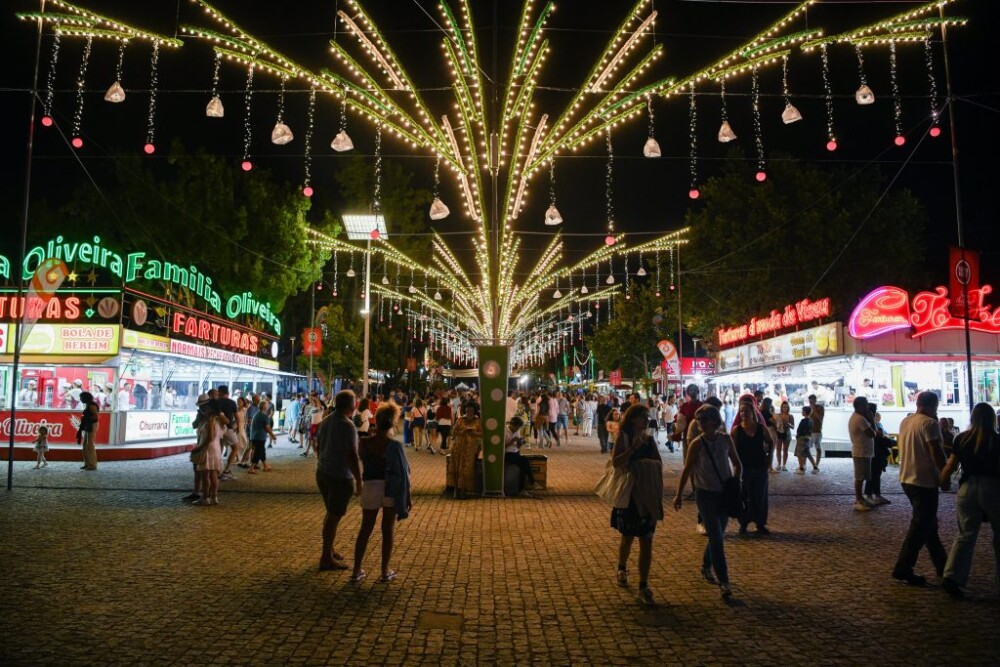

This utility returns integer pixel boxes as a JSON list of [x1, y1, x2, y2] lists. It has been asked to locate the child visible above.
[[505, 417, 537, 495], [32, 426, 49, 468], [795, 406, 819, 474]]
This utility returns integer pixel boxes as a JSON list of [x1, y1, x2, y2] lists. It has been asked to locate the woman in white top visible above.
[[584, 395, 597, 437], [356, 398, 373, 435]]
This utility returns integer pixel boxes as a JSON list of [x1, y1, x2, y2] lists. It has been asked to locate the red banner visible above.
[[609, 369, 622, 386], [1, 410, 111, 445], [302, 328, 322, 356], [949, 246, 980, 319]]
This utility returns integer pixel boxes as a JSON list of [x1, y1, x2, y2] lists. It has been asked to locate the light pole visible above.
[[290, 336, 296, 375], [343, 214, 387, 399]]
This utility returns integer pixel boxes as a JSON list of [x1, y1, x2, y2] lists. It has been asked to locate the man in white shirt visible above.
[[118, 383, 132, 411], [848, 397, 876, 512], [892, 391, 948, 586], [505, 391, 518, 424]]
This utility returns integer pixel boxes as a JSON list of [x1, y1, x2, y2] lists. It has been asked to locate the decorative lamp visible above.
[[581, 285, 589, 295], [544, 204, 563, 226], [717, 121, 737, 143], [433, 291, 442, 301], [331, 130, 354, 152], [104, 81, 126, 103], [205, 96, 224, 118], [553, 289, 563, 299], [781, 103, 802, 124], [636, 266, 647, 277], [429, 197, 450, 220], [346, 268, 356, 277], [271, 122, 294, 145], [643, 137, 662, 158], [382, 275, 390, 285], [606, 274, 615, 285], [855, 85, 875, 105], [408, 285, 418, 294]]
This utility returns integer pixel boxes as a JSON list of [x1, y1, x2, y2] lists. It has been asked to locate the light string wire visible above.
[[890, 40, 903, 140], [688, 83, 698, 194], [114, 39, 127, 85], [145, 42, 160, 149], [820, 43, 836, 147], [605, 127, 614, 234], [303, 84, 316, 191], [752, 65, 765, 175], [242, 62, 254, 164], [44, 30, 61, 117], [72, 36, 94, 142], [924, 39, 939, 125]]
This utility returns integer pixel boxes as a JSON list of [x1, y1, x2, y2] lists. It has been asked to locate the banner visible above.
[[949, 246, 980, 319], [303, 327, 322, 356], [609, 369, 622, 386], [18, 258, 69, 350], [657, 340, 680, 378], [1, 409, 111, 445], [11, 323, 120, 356]]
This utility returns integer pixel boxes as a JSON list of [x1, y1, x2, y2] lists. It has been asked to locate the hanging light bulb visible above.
[[606, 274, 615, 285], [429, 197, 450, 220], [434, 290, 442, 301], [104, 81, 125, 103], [408, 285, 418, 294], [271, 122, 294, 145], [855, 85, 875, 105], [718, 121, 737, 143], [637, 266, 647, 277], [205, 96, 224, 118], [382, 275, 390, 285], [346, 268, 356, 278], [581, 285, 589, 295], [553, 289, 563, 299], [643, 136, 661, 158], [781, 103, 802, 124], [544, 204, 563, 226], [331, 130, 354, 152]]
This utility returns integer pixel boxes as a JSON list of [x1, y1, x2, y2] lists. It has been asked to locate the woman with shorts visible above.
[[352, 404, 412, 582], [773, 401, 794, 472], [435, 397, 452, 452]]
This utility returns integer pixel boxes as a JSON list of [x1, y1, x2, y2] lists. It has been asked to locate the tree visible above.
[[679, 153, 928, 347], [586, 284, 678, 380]]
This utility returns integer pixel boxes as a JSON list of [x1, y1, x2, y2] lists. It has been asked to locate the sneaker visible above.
[[892, 572, 927, 587], [701, 565, 717, 585], [875, 495, 891, 505], [696, 523, 707, 536], [42, 461, 48, 467], [33, 464, 40, 469], [853, 501, 871, 512], [637, 587, 655, 606], [617, 569, 628, 588], [795, 468, 805, 475], [941, 577, 964, 599], [720, 583, 733, 599]]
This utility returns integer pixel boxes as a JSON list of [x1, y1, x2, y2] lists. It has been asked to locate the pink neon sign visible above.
[[849, 284, 1000, 340]]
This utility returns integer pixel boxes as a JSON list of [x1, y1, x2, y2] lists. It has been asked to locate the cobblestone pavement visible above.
[[2, 432, 998, 666]]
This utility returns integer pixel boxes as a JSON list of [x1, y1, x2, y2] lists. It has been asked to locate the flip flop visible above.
[[351, 570, 367, 582], [378, 570, 397, 582]]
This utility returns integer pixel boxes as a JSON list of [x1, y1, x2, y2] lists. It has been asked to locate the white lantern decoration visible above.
[[271, 122, 294, 145], [855, 85, 875, 105], [433, 290, 442, 301], [606, 274, 615, 285], [104, 81, 126, 103], [717, 121, 737, 143], [408, 285, 418, 294], [544, 204, 563, 226], [382, 275, 390, 285], [581, 285, 589, 294], [346, 268, 356, 278], [331, 130, 354, 152], [205, 96, 225, 118], [781, 103, 803, 124], [553, 289, 563, 299], [636, 266, 647, 276], [643, 136, 662, 158], [429, 197, 450, 220]]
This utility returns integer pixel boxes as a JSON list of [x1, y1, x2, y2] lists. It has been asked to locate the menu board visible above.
[[716, 323, 842, 372], [10, 323, 120, 356]]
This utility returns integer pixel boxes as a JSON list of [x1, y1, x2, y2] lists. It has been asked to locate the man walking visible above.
[[596, 396, 612, 453], [217, 385, 241, 480], [807, 394, 825, 471], [848, 397, 876, 512], [315, 390, 362, 571], [892, 391, 948, 586]]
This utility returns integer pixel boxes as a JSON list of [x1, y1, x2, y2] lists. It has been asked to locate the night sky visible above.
[[1, 0, 996, 299]]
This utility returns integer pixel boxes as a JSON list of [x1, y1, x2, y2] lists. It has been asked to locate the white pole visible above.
[[362, 237, 372, 398]]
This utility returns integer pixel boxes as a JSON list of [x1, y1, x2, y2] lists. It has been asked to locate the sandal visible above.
[[378, 570, 397, 582], [351, 570, 367, 582]]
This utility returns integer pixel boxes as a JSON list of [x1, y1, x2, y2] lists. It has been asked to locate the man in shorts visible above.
[[315, 390, 362, 571], [794, 406, 819, 474], [217, 386, 242, 480], [807, 394, 825, 471], [848, 397, 876, 512]]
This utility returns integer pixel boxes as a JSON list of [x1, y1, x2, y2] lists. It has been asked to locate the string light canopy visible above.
[[18, 0, 967, 366]]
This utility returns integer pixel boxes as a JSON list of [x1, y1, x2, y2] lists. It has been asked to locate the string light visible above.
[[688, 83, 699, 199], [780, 55, 802, 124], [669, 245, 676, 291], [604, 128, 615, 245], [820, 44, 837, 151], [104, 40, 127, 103], [889, 41, 905, 146], [429, 155, 450, 220], [751, 65, 766, 182], [206, 51, 224, 117], [302, 85, 316, 196], [346, 252, 356, 278], [545, 158, 563, 226], [643, 96, 661, 158], [924, 39, 941, 137], [624, 254, 630, 299], [271, 75, 294, 145], [41, 30, 60, 126], [718, 78, 736, 143], [854, 44, 875, 105], [332, 251, 338, 297], [654, 249, 661, 297], [144, 42, 160, 154], [71, 36, 93, 149], [373, 122, 383, 214], [241, 63, 254, 170], [331, 90, 354, 151]]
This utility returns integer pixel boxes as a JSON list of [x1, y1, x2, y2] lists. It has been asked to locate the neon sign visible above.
[[849, 284, 1000, 340], [172, 312, 259, 354], [718, 297, 831, 347], [0, 295, 81, 321]]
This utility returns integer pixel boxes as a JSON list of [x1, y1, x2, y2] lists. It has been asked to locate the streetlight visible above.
[[290, 335, 296, 374], [343, 213, 388, 399]]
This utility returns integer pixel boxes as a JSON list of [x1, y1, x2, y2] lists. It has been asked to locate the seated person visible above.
[[505, 417, 538, 495]]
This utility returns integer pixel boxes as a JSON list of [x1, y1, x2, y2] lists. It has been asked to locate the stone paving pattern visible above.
[[2, 433, 998, 666]]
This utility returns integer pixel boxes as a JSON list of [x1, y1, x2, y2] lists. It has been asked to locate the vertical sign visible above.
[[949, 246, 980, 319], [477, 345, 509, 496], [302, 328, 322, 355]]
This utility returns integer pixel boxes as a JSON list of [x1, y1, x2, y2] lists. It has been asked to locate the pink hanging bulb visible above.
[[894, 136, 906, 146], [826, 140, 838, 152], [241, 160, 253, 172], [755, 171, 767, 182], [143, 143, 155, 155], [688, 188, 700, 200], [302, 186, 314, 197], [71, 137, 83, 149], [41, 116, 54, 127], [929, 126, 942, 138], [604, 235, 616, 246]]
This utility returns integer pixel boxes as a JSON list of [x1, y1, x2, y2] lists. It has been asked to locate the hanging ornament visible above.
[[637, 252, 647, 277], [605, 128, 615, 237], [240, 63, 255, 170], [717, 78, 736, 143], [408, 266, 417, 294], [429, 155, 450, 220], [382, 261, 390, 285], [819, 44, 837, 151], [553, 274, 562, 299], [104, 40, 127, 103], [271, 76, 294, 145], [143, 42, 160, 154], [606, 258, 615, 285], [854, 44, 875, 105], [346, 252, 356, 278], [889, 41, 905, 146], [41, 30, 60, 127], [302, 85, 317, 196], [643, 96, 662, 157], [687, 83, 699, 199], [332, 252, 339, 296], [205, 51, 224, 118], [669, 246, 676, 291], [780, 56, 802, 124], [655, 249, 661, 297], [331, 90, 354, 151], [924, 40, 941, 137], [581, 266, 589, 295], [751, 66, 766, 182], [545, 158, 563, 226], [71, 36, 94, 149]]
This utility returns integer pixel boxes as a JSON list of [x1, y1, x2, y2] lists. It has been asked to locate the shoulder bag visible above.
[[595, 433, 634, 509], [704, 435, 742, 518]]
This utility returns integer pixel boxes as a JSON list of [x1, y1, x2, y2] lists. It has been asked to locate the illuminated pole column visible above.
[[477, 344, 509, 497], [362, 238, 372, 399]]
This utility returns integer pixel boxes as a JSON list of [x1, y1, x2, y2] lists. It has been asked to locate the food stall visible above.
[[1, 234, 296, 448]]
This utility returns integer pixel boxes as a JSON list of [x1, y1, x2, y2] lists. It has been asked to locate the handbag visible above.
[[704, 436, 742, 518], [595, 433, 634, 508]]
